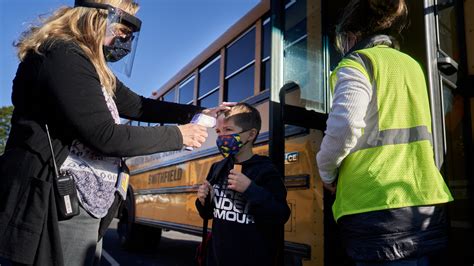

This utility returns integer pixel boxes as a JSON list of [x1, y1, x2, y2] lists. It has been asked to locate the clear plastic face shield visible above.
[[74, 0, 142, 77]]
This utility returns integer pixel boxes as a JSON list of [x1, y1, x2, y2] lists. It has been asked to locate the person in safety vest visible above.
[[316, 0, 453, 265]]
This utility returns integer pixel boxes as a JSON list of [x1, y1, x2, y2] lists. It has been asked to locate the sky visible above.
[[0, 0, 260, 107]]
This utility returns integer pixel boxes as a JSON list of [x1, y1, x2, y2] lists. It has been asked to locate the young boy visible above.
[[196, 103, 291, 266]]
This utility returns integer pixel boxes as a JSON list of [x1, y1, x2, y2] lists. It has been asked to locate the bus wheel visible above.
[[117, 192, 162, 251], [120, 222, 162, 251]]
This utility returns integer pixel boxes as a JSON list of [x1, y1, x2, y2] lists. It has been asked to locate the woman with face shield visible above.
[[316, 0, 452, 265], [0, 0, 230, 265]]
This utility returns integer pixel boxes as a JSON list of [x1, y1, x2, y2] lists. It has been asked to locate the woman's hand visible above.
[[177, 124, 208, 148], [201, 102, 236, 117], [197, 181, 213, 205]]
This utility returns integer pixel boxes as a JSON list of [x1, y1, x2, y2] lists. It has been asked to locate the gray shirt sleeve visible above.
[[316, 67, 373, 183]]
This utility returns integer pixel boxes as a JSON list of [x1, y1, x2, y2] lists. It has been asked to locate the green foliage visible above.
[[0, 106, 14, 154]]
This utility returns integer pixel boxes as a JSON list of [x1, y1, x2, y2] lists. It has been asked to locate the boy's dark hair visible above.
[[222, 103, 261, 143]]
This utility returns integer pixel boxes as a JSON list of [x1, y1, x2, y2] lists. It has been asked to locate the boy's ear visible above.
[[248, 128, 258, 142]]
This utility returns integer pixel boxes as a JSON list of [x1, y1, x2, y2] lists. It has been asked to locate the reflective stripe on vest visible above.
[[329, 46, 453, 222], [344, 52, 434, 151]]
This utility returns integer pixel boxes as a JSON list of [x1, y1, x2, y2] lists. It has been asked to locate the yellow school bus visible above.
[[119, 0, 474, 265]]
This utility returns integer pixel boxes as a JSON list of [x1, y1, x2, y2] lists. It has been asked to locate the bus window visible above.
[[283, 0, 325, 113], [262, 17, 271, 92], [199, 90, 219, 108], [437, 0, 460, 63], [178, 76, 195, 105], [163, 88, 176, 103], [436, 0, 460, 87], [466, 1, 474, 75], [226, 64, 255, 102], [226, 27, 256, 76], [198, 56, 220, 107], [225, 27, 256, 102]]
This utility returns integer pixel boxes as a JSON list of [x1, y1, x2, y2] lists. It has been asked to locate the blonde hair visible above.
[[15, 0, 139, 95]]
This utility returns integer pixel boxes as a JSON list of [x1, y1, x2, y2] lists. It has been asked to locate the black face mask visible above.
[[103, 37, 132, 62]]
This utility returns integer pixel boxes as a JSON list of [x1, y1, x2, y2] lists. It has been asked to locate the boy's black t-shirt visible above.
[[195, 155, 291, 266]]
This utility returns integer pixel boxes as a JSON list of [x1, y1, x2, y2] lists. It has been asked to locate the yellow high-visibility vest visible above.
[[330, 45, 453, 222]]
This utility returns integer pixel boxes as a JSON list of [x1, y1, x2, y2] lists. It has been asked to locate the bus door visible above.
[[269, 0, 343, 265], [421, 0, 474, 263]]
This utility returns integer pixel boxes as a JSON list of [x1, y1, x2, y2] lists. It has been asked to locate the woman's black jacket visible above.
[[0, 41, 202, 265]]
